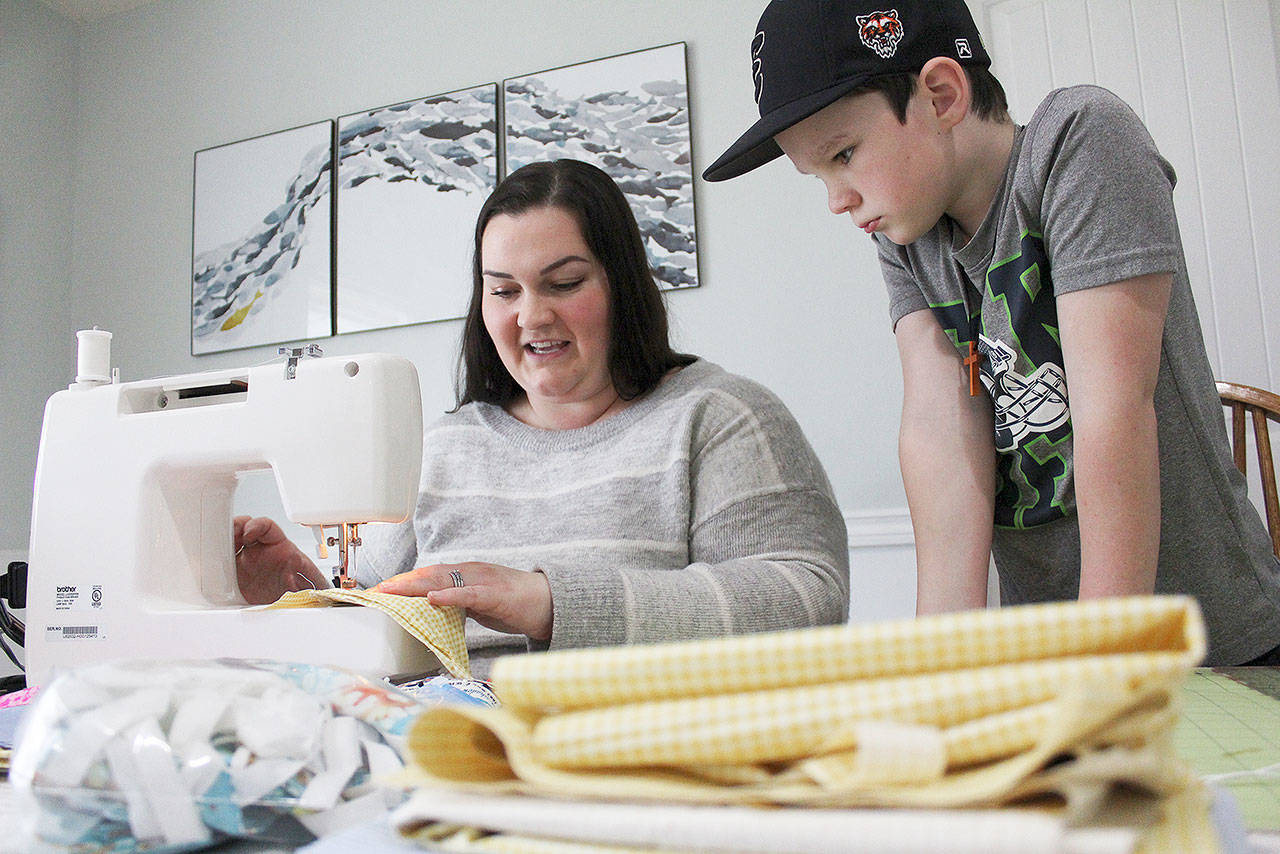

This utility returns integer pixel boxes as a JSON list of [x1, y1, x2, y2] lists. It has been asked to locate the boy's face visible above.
[[775, 88, 957, 246]]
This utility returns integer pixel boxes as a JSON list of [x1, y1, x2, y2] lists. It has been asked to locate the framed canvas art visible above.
[[336, 85, 498, 334], [504, 43, 699, 290], [191, 120, 334, 355]]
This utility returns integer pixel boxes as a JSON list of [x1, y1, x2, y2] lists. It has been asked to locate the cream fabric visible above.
[[397, 596, 1218, 852], [392, 786, 1218, 854], [269, 589, 469, 678]]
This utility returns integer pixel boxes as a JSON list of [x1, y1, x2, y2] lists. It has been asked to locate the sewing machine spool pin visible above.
[[279, 343, 323, 381]]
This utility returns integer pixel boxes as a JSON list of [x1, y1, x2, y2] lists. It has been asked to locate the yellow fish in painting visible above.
[[220, 290, 264, 331]]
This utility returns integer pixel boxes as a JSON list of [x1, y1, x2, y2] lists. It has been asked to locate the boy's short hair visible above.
[[851, 66, 1011, 125]]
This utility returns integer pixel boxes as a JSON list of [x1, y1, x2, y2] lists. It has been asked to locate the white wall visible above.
[[0, 0, 79, 678], [0, 0, 77, 571]]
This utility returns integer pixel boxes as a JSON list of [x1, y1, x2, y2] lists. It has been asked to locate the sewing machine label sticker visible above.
[[44, 584, 106, 641]]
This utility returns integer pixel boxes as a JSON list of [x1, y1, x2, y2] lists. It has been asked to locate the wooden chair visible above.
[[1217, 381, 1280, 558]]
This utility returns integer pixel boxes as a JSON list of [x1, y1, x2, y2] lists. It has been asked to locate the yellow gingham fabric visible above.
[[400, 596, 1217, 853], [269, 588, 469, 677]]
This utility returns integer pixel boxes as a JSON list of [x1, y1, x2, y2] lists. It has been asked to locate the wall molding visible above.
[[843, 509, 914, 549]]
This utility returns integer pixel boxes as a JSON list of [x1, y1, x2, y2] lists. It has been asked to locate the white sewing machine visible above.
[[24, 331, 438, 687]]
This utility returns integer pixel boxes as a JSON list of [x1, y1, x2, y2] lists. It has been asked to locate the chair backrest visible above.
[[1216, 381, 1280, 559]]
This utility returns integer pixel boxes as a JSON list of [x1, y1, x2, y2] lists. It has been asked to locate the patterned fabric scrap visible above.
[[269, 588, 469, 678], [396, 596, 1219, 852]]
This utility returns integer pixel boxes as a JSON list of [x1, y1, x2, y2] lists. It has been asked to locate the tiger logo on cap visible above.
[[857, 10, 904, 59]]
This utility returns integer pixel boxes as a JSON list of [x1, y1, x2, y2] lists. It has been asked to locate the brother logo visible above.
[[57, 585, 77, 593]]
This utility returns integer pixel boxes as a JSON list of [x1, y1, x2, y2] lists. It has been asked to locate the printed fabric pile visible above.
[[392, 595, 1218, 854]]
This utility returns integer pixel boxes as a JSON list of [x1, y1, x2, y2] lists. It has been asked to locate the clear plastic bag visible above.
[[9, 658, 493, 852]]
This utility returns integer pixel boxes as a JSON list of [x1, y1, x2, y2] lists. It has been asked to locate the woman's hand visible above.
[[374, 562, 553, 640], [234, 515, 329, 605]]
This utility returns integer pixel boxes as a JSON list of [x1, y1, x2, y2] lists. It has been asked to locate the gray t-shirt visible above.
[[878, 85, 1280, 664], [360, 359, 850, 669]]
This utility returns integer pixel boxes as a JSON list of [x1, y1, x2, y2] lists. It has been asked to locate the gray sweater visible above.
[[359, 359, 849, 665]]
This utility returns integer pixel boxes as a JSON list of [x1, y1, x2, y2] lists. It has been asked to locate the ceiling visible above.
[[37, 0, 158, 23]]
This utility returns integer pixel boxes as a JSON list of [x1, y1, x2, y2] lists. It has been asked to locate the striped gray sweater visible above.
[[359, 359, 849, 664]]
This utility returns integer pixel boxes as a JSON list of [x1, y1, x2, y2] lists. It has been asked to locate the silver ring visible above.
[[449, 569, 465, 588]]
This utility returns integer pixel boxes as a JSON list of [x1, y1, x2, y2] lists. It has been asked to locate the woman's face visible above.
[[479, 206, 615, 415]]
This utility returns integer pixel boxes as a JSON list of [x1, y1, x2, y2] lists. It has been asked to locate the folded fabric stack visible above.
[[269, 589, 470, 678], [392, 596, 1216, 853]]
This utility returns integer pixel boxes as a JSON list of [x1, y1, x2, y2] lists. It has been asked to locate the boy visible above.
[[703, 0, 1280, 665]]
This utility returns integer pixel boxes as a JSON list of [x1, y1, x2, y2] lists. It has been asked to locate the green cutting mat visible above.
[[1174, 668, 1280, 830]]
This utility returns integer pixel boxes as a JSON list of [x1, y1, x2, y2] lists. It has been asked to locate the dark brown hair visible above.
[[455, 159, 694, 409], [851, 66, 1010, 124]]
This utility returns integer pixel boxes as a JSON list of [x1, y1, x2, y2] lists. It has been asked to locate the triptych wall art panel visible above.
[[504, 43, 698, 291], [191, 43, 697, 355], [191, 121, 334, 355], [336, 85, 498, 334]]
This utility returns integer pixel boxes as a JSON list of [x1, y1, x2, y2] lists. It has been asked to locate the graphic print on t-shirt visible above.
[[978, 336, 1069, 452], [930, 231, 1074, 529]]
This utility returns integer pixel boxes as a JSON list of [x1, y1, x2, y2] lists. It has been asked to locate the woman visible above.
[[238, 160, 848, 674]]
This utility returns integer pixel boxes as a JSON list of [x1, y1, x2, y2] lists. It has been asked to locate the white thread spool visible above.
[[75, 328, 112, 385]]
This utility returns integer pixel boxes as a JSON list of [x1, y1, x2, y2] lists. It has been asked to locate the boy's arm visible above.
[[895, 309, 997, 614], [1057, 272, 1171, 598]]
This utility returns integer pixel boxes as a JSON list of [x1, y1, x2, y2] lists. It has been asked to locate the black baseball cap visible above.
[[703, 0, 991, 182]]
